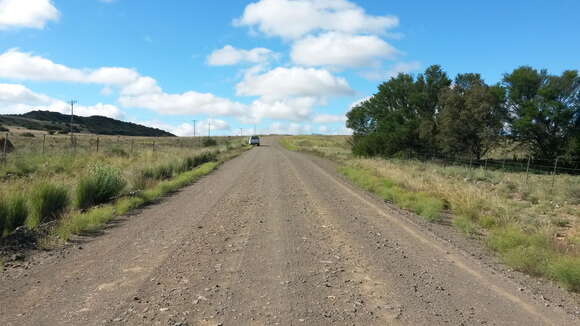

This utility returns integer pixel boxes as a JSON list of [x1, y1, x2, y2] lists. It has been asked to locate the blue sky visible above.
[[0, 0, 578, 136]]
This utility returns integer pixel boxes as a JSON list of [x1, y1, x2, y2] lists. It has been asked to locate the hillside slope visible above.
[[0, 111, 175, 137]]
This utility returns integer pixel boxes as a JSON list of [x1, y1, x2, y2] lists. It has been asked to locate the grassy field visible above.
[[281, 135, 580, 291], [0, 133, 248, 243]]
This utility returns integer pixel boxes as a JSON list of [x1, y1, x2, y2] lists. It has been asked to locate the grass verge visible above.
[[339, 164, 445, 222]]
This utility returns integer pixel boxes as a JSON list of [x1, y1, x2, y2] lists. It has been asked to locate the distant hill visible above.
[[0, 111, 175, 137]]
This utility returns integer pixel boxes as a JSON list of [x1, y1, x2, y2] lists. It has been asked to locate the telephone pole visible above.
[[192, 120, 196, 137], [208, 119, 211, 137], [69, 100, 77, 149], [69, 100, 77, 134]]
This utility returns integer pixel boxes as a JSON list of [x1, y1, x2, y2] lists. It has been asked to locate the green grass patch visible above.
[[56, 206, 116, 241], [453, 215, 478, 235], [339, 164, 444, 222], [28, 183, 70, 227], [549, 257, 580, 291], [76, 164, 127, 209]]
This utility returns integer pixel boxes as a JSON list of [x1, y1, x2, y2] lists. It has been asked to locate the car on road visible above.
[[248, 135, 260, 146]]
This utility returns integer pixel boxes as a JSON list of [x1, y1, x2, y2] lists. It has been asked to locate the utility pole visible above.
[[193, 120, 196, 138], [240, 128, 243, 137], [208, 119, 211, 137], [69, 100, 77, 150], [254, 124, 256, 135]]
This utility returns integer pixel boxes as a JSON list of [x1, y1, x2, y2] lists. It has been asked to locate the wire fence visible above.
[[401, 149, 580, 176], [0, 132, 243, 166]]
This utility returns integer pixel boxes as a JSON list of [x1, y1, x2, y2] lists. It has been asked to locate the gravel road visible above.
[[0, 138, 577, 325]]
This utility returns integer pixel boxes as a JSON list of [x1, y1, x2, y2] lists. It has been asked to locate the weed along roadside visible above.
[[0, 139, 251, 251], [280, 136, 580, 293]]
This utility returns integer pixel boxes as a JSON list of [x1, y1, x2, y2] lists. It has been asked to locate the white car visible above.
[[248, 135, 260, 146]]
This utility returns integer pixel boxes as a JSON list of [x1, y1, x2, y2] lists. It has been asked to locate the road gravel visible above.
[[0, 138, 578, 325]]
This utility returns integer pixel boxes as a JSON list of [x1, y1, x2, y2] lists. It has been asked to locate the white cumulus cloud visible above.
[[0, 83, 123, 119], [236, 66, 353, 99], [312, 113, 347, 123], [235, 0, 398, 40], [291, 32, 398, 68], [0, 0, 59, 30], [207, 45, 277, 66]]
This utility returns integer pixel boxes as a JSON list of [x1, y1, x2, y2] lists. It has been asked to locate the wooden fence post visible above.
[[96, 137, 100, 153], [42, 134, 46, 154], [525, 156, 531, 184], [2, 132, 8, 165], [551, 157, 559, 194]]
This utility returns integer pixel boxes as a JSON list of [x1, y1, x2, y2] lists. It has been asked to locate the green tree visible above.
[[346, 65, 450, 157], [438, 74, 507, 159], [503, 67, 579, 159]]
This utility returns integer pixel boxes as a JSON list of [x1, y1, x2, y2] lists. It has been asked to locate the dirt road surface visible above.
[[0, 138, 578, 325]]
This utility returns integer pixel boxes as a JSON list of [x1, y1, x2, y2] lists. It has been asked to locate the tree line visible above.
[[347, 65, 579, 161]]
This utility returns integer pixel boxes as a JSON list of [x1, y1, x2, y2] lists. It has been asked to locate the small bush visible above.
[[0, 125, 8, 132], [502, 246, 551, 276], [453, 215, 478, 235], [29, 183, 70, 227], [76, 164, 127, 209], [550, 257, 580, 291], [21, 132, 35, 137], [202, 137, 218, 147], [487, 226, 549, 254], [4, 194, 28, 234]]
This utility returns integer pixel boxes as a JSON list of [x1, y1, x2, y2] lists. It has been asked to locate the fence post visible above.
[[130, 139, 134, 154], [484, 158, 488, 171], [469, 153, 473, 171], [2, 132, 8, 165], [42, 134, 46, 154], [551, 157, 559, 194], [96, 137, 100, 153], [525, 156, 531, 184], [152, 140, 156, 152]]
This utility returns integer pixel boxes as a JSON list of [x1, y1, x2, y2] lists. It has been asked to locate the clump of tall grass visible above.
[[76, 164, 127, 209], [28, 183, 70, 227], [0, 193, 30, 236]]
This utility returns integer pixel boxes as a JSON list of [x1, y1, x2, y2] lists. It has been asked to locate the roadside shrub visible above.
[[4, 194, 28, 234], [487, 226, 549, 254], [76, 164, 127, 209], [21, 132, 35, 137], [453, 215, 478, 235], [202, 137, 218, 147], [549, 257, 580, 291], [502, 246, 551, 276], [0, 125, 8, 132], [29, 183, 70, 227]]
